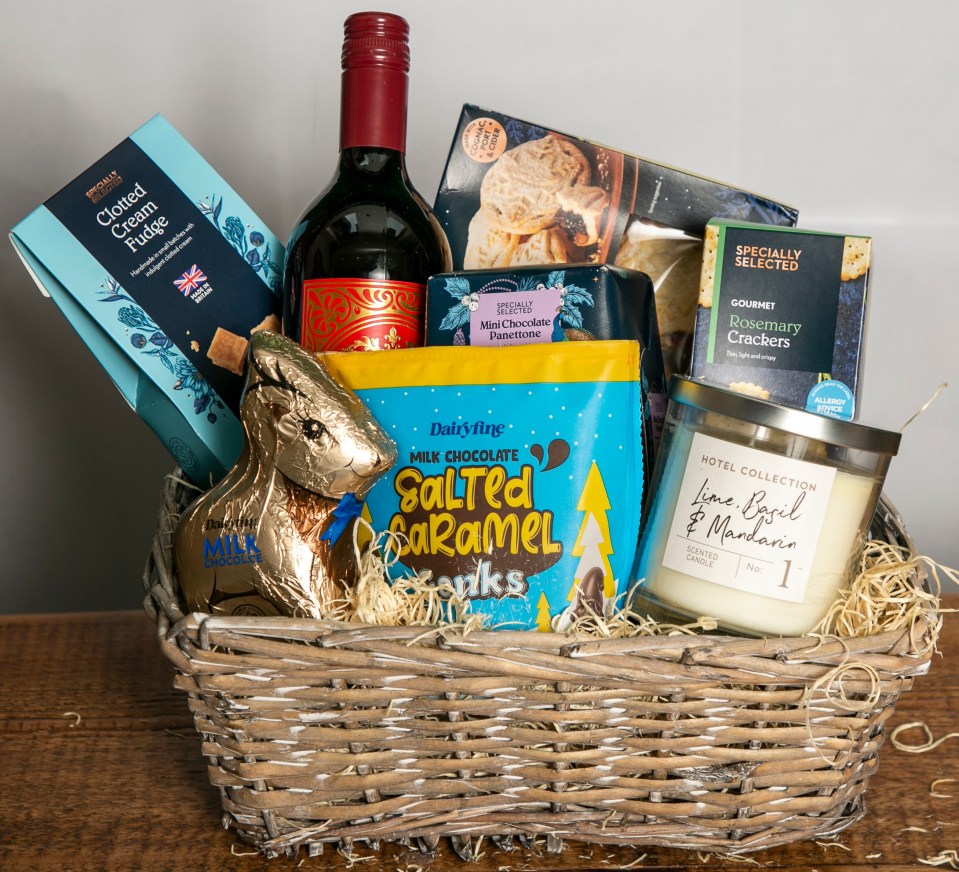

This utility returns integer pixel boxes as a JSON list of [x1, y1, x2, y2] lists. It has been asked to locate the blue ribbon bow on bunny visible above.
[[321, 493, 365, 545]]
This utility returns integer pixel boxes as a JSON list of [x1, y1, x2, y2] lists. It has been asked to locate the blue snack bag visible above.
[[322, 341, 643, 630]]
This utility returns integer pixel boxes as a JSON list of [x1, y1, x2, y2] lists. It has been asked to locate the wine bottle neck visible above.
[[336, 146, 408, 179], [340, 65, 408, 153]]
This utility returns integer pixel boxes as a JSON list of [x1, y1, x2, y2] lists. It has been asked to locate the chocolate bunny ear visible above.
[[247, 330, 373, 414], [243, 329, 398, 481], [246, 331, 309, 399]]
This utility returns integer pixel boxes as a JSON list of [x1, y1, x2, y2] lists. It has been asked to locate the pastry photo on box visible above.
[[435, 104, 799, 377]]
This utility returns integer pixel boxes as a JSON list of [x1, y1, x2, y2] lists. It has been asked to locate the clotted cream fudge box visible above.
[[10, 115, 284, 484], [689, 219, 871, 420], [433, 104, 799, 377]]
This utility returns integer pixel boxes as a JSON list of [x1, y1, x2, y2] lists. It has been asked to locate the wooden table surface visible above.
[[2, 603, 957, 872]]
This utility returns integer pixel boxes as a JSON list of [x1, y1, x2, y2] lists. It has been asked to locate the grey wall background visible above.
[[2, 0, 956, 614]]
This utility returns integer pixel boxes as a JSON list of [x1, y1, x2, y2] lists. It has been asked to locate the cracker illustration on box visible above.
[[697, 223, 720, 308]]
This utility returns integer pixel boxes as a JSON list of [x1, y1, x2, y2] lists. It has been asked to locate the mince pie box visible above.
[[434, 104, 799, 377], [689, 219, 871, 420], [425, 262, 667, 478], [10, 114, 284, 484]]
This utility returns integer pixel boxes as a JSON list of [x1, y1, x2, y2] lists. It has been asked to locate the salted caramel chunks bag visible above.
[[321, 341, 644, 631], [174, 331, 397, 617]]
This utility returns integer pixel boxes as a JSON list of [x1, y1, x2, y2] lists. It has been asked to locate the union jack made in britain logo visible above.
[[174, 265, 208, 297]]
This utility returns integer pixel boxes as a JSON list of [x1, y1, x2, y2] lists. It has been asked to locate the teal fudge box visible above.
[[10, 115, 284, 483]]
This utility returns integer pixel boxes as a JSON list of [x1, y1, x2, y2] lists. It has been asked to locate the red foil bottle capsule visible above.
[[282, 11, 451, 352]]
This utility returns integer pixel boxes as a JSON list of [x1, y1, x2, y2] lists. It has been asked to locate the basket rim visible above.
[[144, 469, 938, 665]]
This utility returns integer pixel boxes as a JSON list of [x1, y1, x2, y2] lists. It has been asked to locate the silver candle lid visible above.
[[669, 377, 901, 455]]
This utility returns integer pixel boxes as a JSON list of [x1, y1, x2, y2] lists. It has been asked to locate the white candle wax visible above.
[[636, 425, 879, 637]]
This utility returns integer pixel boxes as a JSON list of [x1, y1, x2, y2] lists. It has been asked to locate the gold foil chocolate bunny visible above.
[[173, 330, 397, 617]]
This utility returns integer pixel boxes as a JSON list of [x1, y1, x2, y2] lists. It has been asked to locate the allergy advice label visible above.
[[661, 432, 836, 603]]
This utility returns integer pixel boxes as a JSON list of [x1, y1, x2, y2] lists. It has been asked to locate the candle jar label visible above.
[[660, 432, 836, 603]]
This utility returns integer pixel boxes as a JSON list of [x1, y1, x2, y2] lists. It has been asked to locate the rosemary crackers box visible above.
[[690, 219, 872, 420], [10, 115, 284, 483]]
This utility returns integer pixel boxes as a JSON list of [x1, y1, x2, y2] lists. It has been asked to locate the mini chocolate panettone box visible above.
[[690, 219, 871, 420], [434, 105, 799, 376], [425, 263, 667, 471], [10, 115, 284, 484]]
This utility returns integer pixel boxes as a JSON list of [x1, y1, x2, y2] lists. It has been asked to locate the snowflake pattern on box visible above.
[[197, 194, 282, 293], [98, 277, 224, 423], [502, 117, 547, 144], [439, 269, 594, 344]]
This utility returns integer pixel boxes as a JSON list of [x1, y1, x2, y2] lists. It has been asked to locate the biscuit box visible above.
[[434, 104, 800, 378], [690, 219, 871, 420], [322, 341, 644, 631], [10, 114, 284, 484], [425, 263, 666, 477]]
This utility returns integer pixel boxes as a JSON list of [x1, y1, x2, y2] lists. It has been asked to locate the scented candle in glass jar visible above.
[[630, 378, 900, 637]]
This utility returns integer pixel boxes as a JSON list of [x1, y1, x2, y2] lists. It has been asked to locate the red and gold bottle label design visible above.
[[299, 278, 425, 352]]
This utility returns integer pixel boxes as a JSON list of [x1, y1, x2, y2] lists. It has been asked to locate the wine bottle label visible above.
[[300, 278, 424, 352]]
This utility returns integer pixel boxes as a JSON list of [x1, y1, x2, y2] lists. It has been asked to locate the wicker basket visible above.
[[144, 472, 937, 860]]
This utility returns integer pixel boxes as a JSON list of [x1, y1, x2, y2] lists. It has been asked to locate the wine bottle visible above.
[[282, 11, 451, 353]]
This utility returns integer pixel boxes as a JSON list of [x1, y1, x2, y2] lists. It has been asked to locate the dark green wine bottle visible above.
[[282, 11, 451, 352]]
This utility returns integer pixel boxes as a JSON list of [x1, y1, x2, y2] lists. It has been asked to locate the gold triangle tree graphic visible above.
[[356, 501, 375, 553], [536, 591, 552, 632], [569, 460, 615, 601]]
